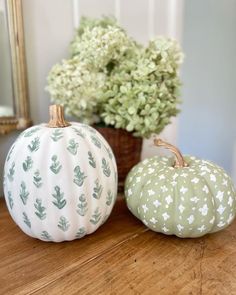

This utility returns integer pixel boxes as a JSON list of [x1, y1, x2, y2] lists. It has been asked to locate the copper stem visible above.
[[47, 105, 70, 128], [154, 138, 188, 168]]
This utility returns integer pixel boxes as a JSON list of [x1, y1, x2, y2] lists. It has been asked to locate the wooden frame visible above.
[[0, 0, 31, 135]]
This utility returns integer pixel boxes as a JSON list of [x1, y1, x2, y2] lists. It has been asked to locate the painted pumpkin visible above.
[[3, 105, 117, 242], [125, 139, 236, 238]]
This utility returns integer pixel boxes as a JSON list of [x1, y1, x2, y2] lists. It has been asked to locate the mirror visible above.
[[0, 0, 31, 134]]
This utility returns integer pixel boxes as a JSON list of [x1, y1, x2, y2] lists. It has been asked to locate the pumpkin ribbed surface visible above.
[[4, 123, 117, 242]]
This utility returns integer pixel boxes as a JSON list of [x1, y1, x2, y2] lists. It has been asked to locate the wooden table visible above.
[[1, 197, 236, 295]]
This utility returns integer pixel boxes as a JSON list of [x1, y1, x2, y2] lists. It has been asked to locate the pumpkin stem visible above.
[[47, 105, 70, 128], [154, 138, 188, 168]]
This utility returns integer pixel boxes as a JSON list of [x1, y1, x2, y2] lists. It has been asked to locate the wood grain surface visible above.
[[0, 197, 236, 295]]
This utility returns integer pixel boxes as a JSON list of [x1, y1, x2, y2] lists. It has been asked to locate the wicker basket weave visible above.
[[95, 126, 142, 192]]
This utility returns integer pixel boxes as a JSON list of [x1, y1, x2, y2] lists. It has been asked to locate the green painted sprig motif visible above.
[[104, 145, 113, 160], [23, 127, 40, 137], [52, 186, 67, 209], [77, 194, 88, 216], [7, 162, 15, 182], [73, 165, 87, 186], [75, 227, 86, 238], [41, 231, 52, 241], [82, 125, 96, 134], [67, 139, 79, 155], [90, 207, 101, 225], [91, 135, 101, 148], [92, 179, 103, 199], [22, 156, 33, 172], [33, 170, 43, 188], [50, 155, 62, 174], [7, 145, 15, 162], [28, 137, 40, 152], [34, 198, 46, 220], [8, 191, 14, 209], [88, 151, 96, 168], [102, 158, 111, 177], [58, 216, 70, 232], [20, 181, 29, 205], [51, 129, 63, 142], [72, 127, 86, 138], [23, 212, 31, 228], [106, 190, 113, 206]]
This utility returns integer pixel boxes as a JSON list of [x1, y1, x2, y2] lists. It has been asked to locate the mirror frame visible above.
[[0, 0, 31, 135]]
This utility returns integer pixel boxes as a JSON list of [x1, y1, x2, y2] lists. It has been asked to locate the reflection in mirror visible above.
[[0, 0, 14, 117]]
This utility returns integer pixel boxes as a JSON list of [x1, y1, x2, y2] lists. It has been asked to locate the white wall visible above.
[[179, 0, 236, 177], [0, 0, 184, 196]]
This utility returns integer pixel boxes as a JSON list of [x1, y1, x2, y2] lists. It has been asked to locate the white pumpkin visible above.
[[3, 105, 117, 242]]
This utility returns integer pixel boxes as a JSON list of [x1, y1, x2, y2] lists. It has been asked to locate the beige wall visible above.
[[0, 0, 183, 196]]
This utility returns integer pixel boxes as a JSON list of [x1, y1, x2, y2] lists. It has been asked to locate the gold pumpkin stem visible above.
[[47, 105, 70, 128], [154, 138, 188, 168]]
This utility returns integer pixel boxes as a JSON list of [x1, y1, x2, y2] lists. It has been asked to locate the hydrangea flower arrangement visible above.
[[46, 17, 183, 138]]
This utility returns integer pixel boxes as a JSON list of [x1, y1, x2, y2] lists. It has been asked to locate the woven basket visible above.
[[95, 126, 142, 192]]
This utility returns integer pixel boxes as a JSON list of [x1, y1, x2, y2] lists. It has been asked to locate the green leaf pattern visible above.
[[7, 162, 15, 182], [88, 151, 96, 168], [28, 137, 40, 152], [52, 186, 67, 209], [90, 207, 102, 225], [50, 155, 62, 174], [92, 179, 103, 199], [4, 125, 117, 241], [20, 181, 29, 205], [75, 227, 86, 239], [7, 145, 15, 162], [34, 198, 46, 220], [91, 135, 101, 148], [77, 194, 88, 216], [22, 156, 33, 172], [67, 139, 79, 155], [23, 212, 31, 228], [41, 231, 53, 241], [102, 158, 111, 177], [106, 190, 113, 206], [73, 165, 87, 186], [51, 129, 63, 142], [104, 145, 113, 160], [58, 216, 70, 232], [8, 191, 14, 209], [23, 127, 41, 137], [72, 127, 86, 138], [33, 170, 43, 188]]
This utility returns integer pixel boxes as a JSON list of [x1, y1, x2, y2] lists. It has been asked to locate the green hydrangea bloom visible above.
[[100, 37, 183, 137], [46, 57, 106, 124], [46, 16, 183, 138]]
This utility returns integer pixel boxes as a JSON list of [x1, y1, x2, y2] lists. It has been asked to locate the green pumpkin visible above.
[[124, 139, 236, 238]]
